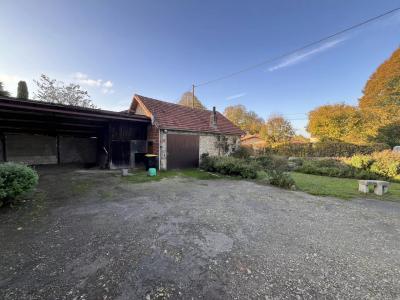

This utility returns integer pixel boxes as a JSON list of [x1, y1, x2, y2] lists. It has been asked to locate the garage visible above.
[[167, 134, 199, 169]]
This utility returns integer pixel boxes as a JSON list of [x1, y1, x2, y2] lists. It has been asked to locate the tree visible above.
[[178, 91, 206, 109], [358, 47, 400, 142], [17, 81, 29, 99], [224, 104, 263, 134], [307, 104, 363, 143], [359, 47, 400, 109], [260, 115, 295, 145], [34, 74, 96, 108], [0, 82, 10, 97], [375, 122, 400, 148]]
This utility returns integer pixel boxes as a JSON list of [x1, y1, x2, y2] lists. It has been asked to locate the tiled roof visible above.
[[133, 94, 244, 136]]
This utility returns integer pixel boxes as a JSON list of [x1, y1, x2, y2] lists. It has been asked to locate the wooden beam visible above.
[[56, 135, 60, 165], [1, 133, 6, 162]]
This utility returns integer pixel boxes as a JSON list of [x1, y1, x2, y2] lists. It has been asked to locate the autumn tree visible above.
[[17, 81, 29, 99], [34, 74, 96, 108], [0, 82, 10, 97], [307, 104, 363, 143], [358, 47, 400, 144], [178, 91, 206, 109], [224, 104, 263, 134], [260, 115, 295, 145]]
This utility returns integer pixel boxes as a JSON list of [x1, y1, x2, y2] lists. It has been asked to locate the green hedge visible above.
[[0, 163, 39, 205], [262, 141, 389, 158], [296, 155, 400, 180], [200, 155, 258, 179], [200, 154, 295, 188]]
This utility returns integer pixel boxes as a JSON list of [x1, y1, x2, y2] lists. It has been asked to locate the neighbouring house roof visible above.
[[241, 134, 263, 142], [130, 94, 244, 136], [241, 134, 267, 148]]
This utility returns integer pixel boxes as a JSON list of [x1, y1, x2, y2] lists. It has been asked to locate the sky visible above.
[[1, 0, 400, 136]]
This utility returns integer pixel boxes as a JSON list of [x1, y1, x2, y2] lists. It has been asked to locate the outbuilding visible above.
[[129, 94, 243, 170], [0, 96, 150, 169]]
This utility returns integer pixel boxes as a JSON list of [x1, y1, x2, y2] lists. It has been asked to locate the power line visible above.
[[194, 6, 400, 87]]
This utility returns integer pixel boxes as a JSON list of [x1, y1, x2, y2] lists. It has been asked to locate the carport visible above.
[[0, 96, 150, 168]]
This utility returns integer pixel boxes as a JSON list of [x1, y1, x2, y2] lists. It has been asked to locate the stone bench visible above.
[[358, 180, 390, 196]]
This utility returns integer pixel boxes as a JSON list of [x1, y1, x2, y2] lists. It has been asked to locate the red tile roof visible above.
[[132, 94, 244, 136]]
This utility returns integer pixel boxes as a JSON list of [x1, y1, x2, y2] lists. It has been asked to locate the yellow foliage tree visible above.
[[307, 104, 364, 143], [358, 47, 400, 145], [224, 104, 263, 134]]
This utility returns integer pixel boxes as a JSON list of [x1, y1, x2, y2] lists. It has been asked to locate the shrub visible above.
[[369, 150, 400, 178], [201, 154, 295, 188], [267, 170, 295, 189], [349, 154, 374, 169], [0, 163, 39, 205], [230, 146, 252, 159], [296, 158, 385, 180], [256, 155, 289, 172], [200, 155, 258, 179], [288, 157, 303, 169], [263, 141, 389, 158]]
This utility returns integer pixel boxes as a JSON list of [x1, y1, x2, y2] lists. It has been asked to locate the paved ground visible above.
[[1, 167, 400, 300]]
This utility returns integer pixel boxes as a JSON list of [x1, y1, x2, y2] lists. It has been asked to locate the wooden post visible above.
[[192, 84, 195, 109], [107, 122, 112, 169], [56, 135, 60, 165], [1, 133, 6, 162]]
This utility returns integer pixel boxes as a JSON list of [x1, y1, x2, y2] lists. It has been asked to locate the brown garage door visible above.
[[167, 134, 199, 169]]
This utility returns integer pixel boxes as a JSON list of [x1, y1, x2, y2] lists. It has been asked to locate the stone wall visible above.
[[199, 134, 239, 159], [159, 130, 167, 170]]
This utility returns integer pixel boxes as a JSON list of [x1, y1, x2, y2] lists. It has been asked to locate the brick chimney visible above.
[[210, 106, 217, 128]]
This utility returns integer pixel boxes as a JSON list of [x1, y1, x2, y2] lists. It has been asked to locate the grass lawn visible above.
[[123, 169, 227, 184], [292, 172, 400, 201]]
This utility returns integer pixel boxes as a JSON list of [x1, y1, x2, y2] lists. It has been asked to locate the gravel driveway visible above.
[[1, 167, 400, 299]]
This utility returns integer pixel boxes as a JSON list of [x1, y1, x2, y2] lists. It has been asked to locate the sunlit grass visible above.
[[292, 172, 400, 201]]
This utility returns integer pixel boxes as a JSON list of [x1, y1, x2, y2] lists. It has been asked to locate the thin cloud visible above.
[[227, 92, 246, 100], [103, 80, 113, 88], [101, 88, 115, 95], [72, 72, 114, 93], [268, 38, 346, 71]]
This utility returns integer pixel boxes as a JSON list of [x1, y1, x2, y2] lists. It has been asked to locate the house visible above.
[[0, 94, 243, 170], [129, 94, 243, 170], [241, 134, 267, 150]]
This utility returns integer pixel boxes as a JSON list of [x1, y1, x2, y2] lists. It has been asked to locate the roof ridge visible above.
[[135, 94, 215, 113], [133, 94, 244, 136]]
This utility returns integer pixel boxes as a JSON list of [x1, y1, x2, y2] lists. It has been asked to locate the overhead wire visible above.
[[194, 7, 400, 87]]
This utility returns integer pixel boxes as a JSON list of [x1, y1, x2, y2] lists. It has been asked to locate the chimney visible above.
[[210, 106, 217, 128]]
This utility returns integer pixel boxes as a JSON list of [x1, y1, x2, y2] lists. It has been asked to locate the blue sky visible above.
[[1, 0, 400, 135]]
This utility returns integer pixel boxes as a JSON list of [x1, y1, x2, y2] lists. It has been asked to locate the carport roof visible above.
[[0, 96, 150, 123], [130, 94, 244, 135]]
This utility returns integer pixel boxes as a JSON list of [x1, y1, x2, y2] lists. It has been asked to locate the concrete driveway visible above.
[[1, 167, 400, 299]]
